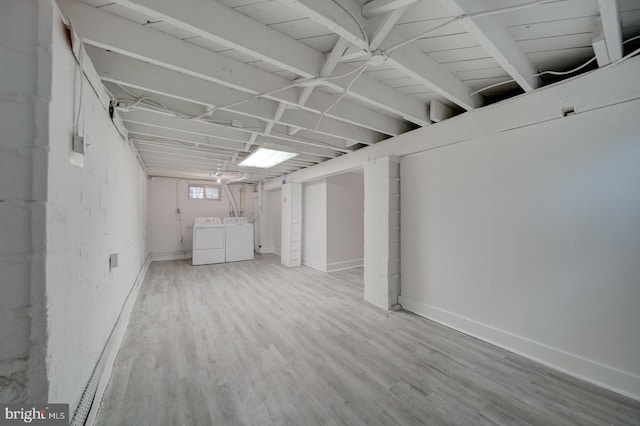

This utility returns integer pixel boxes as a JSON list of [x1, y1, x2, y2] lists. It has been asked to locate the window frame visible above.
[[188, 183, 222, 201]]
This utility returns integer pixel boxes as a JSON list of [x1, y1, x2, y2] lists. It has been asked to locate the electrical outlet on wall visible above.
[[109, 253, 118, 270]]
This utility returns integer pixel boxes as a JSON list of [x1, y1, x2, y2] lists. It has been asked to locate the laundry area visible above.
[[147, 178, 258, 264], [192, 217, 254, 265]]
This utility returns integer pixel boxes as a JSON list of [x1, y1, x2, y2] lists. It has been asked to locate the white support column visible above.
[[364, 156, 400, 310], [281, 183, 302, 267]]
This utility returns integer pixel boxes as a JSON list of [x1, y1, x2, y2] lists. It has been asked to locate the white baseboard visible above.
[[303, 257, 327, 272], [398, 297, 640, 401], [259, 246, 274, 254], [273, 248, 281, 256], [86, 255, 151, 425], [149, 250, 191, 261], [327, 258, 363, 272], [303, 258, 363, 273]]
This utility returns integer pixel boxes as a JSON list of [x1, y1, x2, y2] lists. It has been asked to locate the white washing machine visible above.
[[223, 217, 254, 262], [192, 217, 225, 265]]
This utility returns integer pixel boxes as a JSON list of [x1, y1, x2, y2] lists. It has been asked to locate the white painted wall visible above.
[[0, 0, 50, 403], [147, 177, 257, 260], [260, 189, 281, 255], [327, 173, 364, 271], [302, 180, 327, 271], [364, 158, 400, 309], [44, 7, 148, 412], [400, 98, 640, 399], [299, 173, 363, 272]]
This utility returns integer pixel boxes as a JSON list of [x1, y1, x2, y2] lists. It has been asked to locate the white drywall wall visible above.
[[302, 180, 327, 271], [260, 189, 281, 255], [400, 98, 640, 399], [299, 173, 363, 272], [327, 173, 364, 271], [45, 9, 147, 412], [147, 177, 256, 260], [0, 0, 50, 403]]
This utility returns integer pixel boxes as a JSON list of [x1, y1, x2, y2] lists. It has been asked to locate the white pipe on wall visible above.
[[223, 184, 239, 217]]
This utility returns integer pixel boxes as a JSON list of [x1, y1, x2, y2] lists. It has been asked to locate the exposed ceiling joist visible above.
[[362, 0, 420, 18], [139, 154, 300, 174], [137, 149, 233, 164], [429, 99, 456, 122], [369, 6, 407, 51], [86, 47, 383, 146], [592, 17, 610, 67], [144, 168, 268, 181], [597, 0, 623, 63], [126, 124, 339, 161], [147, 164, 282, 181], [57, 0, 409, 137], [122, 110, 250, 146], [277, 0, 482, 111], [104, 83, 352, 153], [142, 155, 298, 174], [440, 0, 539, 92], [104, 0, 431, 126], [132, 141, 318, 167], [278, 0, 367, 49], [297, 38, 351, 112]]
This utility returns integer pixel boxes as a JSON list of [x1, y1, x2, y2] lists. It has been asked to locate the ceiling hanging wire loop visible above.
[[470, 35, 640, 96]]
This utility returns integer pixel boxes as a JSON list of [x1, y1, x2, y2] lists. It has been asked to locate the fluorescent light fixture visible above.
[[239, 147, 297, 168]]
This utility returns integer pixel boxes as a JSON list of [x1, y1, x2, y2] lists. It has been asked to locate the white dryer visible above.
[[192, 217, 225, 265], [223, 217, 254, 262]]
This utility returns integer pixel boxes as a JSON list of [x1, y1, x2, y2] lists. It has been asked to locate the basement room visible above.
[[1, 0, 639, 424]]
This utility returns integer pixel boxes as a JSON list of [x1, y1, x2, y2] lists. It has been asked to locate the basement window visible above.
[[188, 184, 221, 201]]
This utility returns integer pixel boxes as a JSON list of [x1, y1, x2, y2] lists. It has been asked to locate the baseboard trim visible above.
[[85, 255, 151, 425], [149, 250, 190, 261], [302, 258, 327, 272], [398, 297, 640, 401], [327, 259, 363, 272]]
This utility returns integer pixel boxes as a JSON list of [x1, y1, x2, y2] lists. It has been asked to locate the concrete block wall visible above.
[[363, 157, 400, 310], [45, 7, 148, 412], [0, 0, 51, 403]]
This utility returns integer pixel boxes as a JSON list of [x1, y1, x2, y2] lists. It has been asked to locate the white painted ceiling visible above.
[[57, 0, 640, 182]]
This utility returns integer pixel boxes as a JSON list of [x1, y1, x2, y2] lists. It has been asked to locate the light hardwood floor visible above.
[[96, 254, 640, 425]]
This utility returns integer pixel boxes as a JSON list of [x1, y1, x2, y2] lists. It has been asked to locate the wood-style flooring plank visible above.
[[96, 255, 640, 425]]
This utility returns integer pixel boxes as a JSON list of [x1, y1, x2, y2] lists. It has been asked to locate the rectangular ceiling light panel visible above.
[[239, 148, 297, 168]]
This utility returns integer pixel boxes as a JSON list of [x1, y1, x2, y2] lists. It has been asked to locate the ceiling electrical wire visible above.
[[112, 0, 633, 161], [469, 34, 640, 96], [314, 62, 370, 131], [385, 0, 569, 53], [331, 0, 371, 55]]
